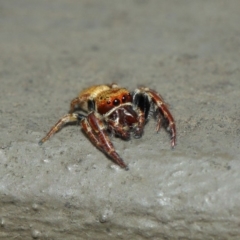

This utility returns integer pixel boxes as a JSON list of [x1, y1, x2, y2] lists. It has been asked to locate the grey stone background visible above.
[[0, 0, 240, 239]]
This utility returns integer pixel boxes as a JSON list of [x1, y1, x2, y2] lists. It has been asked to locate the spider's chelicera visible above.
[[39, 84, 176, 170]]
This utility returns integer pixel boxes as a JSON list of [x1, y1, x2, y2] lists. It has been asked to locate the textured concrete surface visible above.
[[0, 0, 240, 239]]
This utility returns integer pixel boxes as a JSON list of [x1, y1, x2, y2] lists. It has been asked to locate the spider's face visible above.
[[96, 88, 132, 115]]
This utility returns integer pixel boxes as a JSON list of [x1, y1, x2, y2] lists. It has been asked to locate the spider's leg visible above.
[[134, 87, 176, 148], [39, 113, 79, 145], [132, 91, 151, 138], [81, 112, 128, 170], [155, 117, 162, 132], [134, 109, 145, 138], [106, 119, 130, 140]]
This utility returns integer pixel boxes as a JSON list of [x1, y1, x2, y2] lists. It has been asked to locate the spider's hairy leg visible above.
[[132, 91, 150, 138], [81, 112, 128, 170], [39, 113, 79, 145], [147, 88, 176, 147], [155, 117, 162, 133], [134, 109, 145, 138], [136, 87, 176, 148]]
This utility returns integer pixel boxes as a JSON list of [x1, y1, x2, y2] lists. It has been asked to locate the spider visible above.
[[39, 83, 176, 170]]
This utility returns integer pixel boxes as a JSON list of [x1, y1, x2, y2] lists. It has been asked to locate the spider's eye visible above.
[[113, 98, 120, 106], [122, 93, 131, 103], [107, 100, 111, 104]]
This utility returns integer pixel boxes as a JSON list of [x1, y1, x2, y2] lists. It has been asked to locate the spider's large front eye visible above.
[[113, 98, 120, 106]]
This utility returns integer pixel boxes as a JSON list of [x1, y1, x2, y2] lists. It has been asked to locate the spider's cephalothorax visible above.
[[39, 83, 176, 170]]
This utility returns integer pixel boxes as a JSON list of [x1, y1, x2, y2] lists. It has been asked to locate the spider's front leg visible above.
[[132, 91, 150, 138], [133, 87, 176, 148], [80, 112, 128, 170], [39, 113, 79, 145]]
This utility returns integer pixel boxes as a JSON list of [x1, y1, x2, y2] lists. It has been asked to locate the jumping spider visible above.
[[39, 83, 176, 170]]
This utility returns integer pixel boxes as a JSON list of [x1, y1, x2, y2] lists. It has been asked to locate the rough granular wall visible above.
[[0, 0, 240, 239]]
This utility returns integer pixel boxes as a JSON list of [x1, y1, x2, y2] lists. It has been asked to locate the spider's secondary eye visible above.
[[107, 100, 111, 104], [113, 99, 120, 106], [122, 93, 131, 103]]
